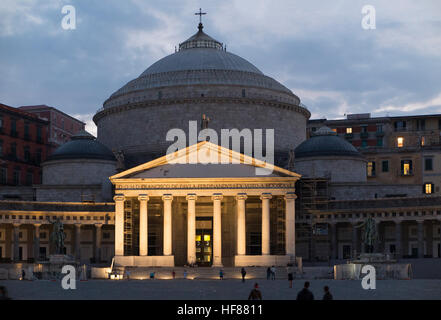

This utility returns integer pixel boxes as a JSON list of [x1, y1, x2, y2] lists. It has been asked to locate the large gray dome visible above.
[[94, 23, 310, 168], [104, 25, 295, 106]]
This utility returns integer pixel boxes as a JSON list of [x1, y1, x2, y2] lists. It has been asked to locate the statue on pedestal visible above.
[[355, 217, 378, 253], [113, 149, 125, 172], [46, 217, 66, 255]]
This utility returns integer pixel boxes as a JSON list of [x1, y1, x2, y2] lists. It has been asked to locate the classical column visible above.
[[94, 223, 103, 262], [285, 192, 297, 258], [13, 224, 20, 261], [114, 194, 125, 256], [75, 223, 81, 260], [260, 193, 272, 255], [212, 193, 223, 267], [186, 194, 197, 264], [330, 222, 337, 260], [395, 220, 402, 258], [138, 194, 149, 256], [34, 224, 41, 260], [351, 221, 358, 258], [162, 194, 173, 256], [236, 193, 247, 256], [417, 220, 424, 259], [374, 221, 381, 253]]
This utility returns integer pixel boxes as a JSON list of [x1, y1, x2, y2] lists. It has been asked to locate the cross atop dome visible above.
[[178, 9, 224, 51], [195, 8, 207, 32]]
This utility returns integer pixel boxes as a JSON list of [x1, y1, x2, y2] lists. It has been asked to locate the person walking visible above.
[[219, 269, 224, 280], [270, 266, 276, 280], [172, 270, 176, 279], [323, 286, 333, 300], [248, 283, 262, 300], [296, 281, 314, 300], [183, 270, 188, 279], [288, 271, 294, 288], [241, 268, 246, 283], [266, 267, 271, 280]]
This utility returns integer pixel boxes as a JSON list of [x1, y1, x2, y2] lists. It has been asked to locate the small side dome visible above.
[[48, 130, 116, 161], [295, 126, 362, 159]]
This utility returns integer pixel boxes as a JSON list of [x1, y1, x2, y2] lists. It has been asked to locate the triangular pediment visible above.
[[110, 141, 301, 180]]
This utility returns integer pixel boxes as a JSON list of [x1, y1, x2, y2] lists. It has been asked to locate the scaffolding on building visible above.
[[296, 178, 330, 261]]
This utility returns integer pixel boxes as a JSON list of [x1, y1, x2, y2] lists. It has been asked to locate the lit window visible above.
[[401, 160, 412, 175], [331, 128, 337, 133], [195, 235, 201, 242], [346, 127, 352, 134], [204, 235, 211, 242], [367, 161, 376, 177], [397, 137, 404, 148], [421, 136, 425, 146], [424, 183, 433, 194]]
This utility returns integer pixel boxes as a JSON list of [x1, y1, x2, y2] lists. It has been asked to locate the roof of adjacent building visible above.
[[47, 130, 116, 161], [295, 126, 363, 159]]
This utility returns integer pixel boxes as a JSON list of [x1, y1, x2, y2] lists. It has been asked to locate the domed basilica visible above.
[[3, 16, 434, 272]]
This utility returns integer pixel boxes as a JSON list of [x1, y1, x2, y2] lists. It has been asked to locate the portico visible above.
[[109, 141, 300, 267]]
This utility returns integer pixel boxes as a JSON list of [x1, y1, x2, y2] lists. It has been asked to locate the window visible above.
[[346, 127, 352, 134], [24, 122, 30, 139], [242, 89, 246, 97], [11, 119, 17, 136], [416, 119, 426, 131], [394, 121, 406, 131], [36, 126, 42, 143], [25, 171, 33, 186], [361, 140, 368, 148], [425, 158, 433, 171], [382, 160, 389, 172], [361, 126, 368, 133], [397, 137, 404, 148], [24, 146, 30, 162], [376, 137, 383, 147], [10, 142, 16, 158], [376, 124, 383, 133], [40, 232, 47, 239], [367, 161, 376, 177], [0, 167, 6, 184], [424, 183, 434, 194], [13, 168, 20, 185], [331, 128, 337, 133], [401, 160, 413, 176], [103, 232, 110, 239], [36, 149, 42, 164], [0, 115, 3, 132], [421, 136, 425, 146]]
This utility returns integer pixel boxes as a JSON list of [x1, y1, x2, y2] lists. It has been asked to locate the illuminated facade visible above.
[[109, 142, 300, 267]]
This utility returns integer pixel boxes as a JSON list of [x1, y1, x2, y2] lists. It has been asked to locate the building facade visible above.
[[19, 105, 86, 151], [0, 103, 51, 200]]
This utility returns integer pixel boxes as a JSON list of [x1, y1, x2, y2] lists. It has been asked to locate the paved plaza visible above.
[[2, 279, 441, 300]]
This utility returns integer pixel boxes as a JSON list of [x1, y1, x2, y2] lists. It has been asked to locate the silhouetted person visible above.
[[266, 267, 271, 280], [241, 268, 246, 282], [248, 283, 262, 300], [0, 286, 11, 300], [297, 281, 314, 300], [323, 286, 333, 300], [21, 269, 26, 280], [288, 272, 294, 288], [270, 266, 276, 280], [219, 269, 224, 280]]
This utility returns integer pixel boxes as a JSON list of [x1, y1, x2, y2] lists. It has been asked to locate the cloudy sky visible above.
[[1, 0, 440, 135]]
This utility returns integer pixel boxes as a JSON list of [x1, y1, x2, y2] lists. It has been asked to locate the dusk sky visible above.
[[1, 0, 440, 135]]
